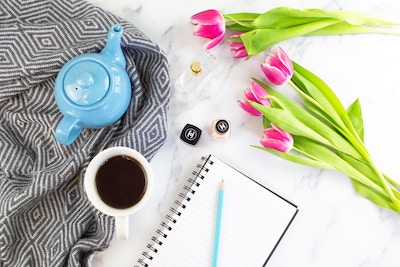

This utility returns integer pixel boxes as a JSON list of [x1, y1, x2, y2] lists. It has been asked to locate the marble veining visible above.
[[86, 0, 400, 266]]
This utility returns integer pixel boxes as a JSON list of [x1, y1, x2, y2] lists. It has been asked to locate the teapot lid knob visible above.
[[63, 61, 110, 106]]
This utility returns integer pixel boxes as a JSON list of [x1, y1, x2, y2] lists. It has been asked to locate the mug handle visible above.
[[55, 116, 82, 145], [115, 216, 129, 240]]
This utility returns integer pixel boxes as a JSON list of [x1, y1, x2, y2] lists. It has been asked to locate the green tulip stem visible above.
[[291, 146, 323, 163], [384, 173, 400, 189], [288, 80, 326, 115], [262, 94, 284, 108], [366, 158, 397, 205]]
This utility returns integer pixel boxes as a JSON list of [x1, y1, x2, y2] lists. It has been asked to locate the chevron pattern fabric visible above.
[[0, 0, 170, 266]]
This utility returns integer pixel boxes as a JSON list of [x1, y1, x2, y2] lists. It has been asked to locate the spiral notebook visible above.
[[136, 155, 298, 267]]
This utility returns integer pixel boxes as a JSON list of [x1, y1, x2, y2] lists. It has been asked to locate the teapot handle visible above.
[[55, 116, 82, 145]]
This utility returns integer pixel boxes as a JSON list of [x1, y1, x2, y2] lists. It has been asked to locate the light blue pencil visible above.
[[212, 180, 224, 267]]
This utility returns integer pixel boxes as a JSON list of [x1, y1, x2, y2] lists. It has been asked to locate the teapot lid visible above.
[[63, 60, 110, 106]]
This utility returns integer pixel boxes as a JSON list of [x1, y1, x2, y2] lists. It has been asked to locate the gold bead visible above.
[[190, 61, 203, 75]]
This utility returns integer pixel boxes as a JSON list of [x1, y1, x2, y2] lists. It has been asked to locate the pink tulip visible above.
[[229, 33, 248, 58], [261, 47, 294, 85], [238, 82, 270, 116], [191, 9, 225, 49], [260, 124, 294, 152]]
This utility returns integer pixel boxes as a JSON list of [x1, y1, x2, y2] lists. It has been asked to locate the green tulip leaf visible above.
[[262, 116, 270, 129], [224, 13, 259, 31], [240, 19, 339, 56], [252, 7, 336, 29], [350, 178, 394, 210], [294, 137, 386, 194], [307, 22, 374, 35], [337, 151, 379, 185], [292, 62, 348, 128], [253, 7, 394, 29], [347, 98, 364, 142]]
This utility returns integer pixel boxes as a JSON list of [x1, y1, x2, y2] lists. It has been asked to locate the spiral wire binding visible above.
[[135, 155, 213, 267]]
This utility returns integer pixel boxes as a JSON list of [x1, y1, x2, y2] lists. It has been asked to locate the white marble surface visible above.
[[86, 0, 400, 266]]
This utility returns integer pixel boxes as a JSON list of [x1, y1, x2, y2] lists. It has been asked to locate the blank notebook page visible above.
[[136, 155, 298, 267]]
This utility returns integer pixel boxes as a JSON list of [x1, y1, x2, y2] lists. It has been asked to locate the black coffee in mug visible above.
[[95, 155, 147, 209]]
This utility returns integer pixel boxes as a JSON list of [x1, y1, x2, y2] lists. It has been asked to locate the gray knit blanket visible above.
[[0, 0, 170, 266]]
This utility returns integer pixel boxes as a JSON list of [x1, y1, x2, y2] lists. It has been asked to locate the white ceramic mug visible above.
[[84, 146, 153, 240]]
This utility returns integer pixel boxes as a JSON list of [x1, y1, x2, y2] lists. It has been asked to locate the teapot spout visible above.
[[101, 24, 126, 68]]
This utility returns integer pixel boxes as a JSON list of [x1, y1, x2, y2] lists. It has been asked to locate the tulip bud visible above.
[[261, 47, 294, 85], [260, 123, 293, 152], [191, 9, 225, 49], [238, 82, 270, 116], [229, 33, 248, 58]]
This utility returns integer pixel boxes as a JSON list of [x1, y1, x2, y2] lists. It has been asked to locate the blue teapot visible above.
[[54, 24, 131, 145]]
